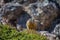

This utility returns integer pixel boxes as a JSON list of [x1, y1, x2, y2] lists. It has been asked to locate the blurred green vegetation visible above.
[[0, 24, 47, 40]]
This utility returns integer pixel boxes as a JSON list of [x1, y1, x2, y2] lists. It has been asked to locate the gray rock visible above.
[[0, 3, 24, 26], [1, 3, 23, 19], [39, 31, 57, 40], [52, 24, 60, 36], [25, 1, 58, 30], [0, 0, 4, 7], [54, 0, 60, 6], [0, 2, 31, 28]]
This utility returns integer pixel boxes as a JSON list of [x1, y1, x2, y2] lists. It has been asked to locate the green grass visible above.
[[0, 24, 47, 40]]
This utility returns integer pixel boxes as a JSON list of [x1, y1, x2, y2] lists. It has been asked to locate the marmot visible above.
[[26, 18, 46, 31]]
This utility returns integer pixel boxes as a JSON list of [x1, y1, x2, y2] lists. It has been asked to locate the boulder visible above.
[[49, 0, 60, 7], [39, 31, 57, 40], [0, 3, 24, 26], [0, 0, 14, 7], [52, 24, 60, 37], [48, 19, 60, 32], [26, 1, 58, 30], [55, 0, 60, 6], [1, 3, 23, 19], [0, 0, 4, 7]]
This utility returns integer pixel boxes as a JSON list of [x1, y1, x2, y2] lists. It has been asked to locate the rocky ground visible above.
[[0, 0, 60, 40]]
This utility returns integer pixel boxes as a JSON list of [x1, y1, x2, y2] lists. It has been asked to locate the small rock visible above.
[[39, 31, 57, 40], [52, 24, 60, 37]]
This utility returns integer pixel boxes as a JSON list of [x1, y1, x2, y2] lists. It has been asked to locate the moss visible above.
[[0, 24, 47, 40]]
